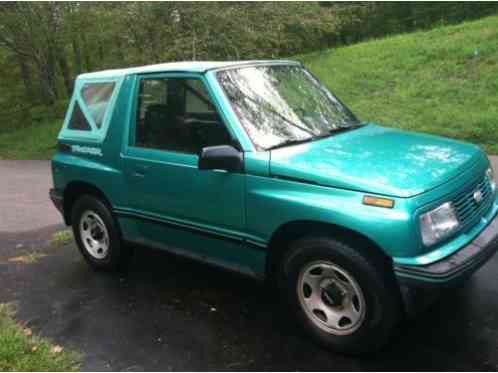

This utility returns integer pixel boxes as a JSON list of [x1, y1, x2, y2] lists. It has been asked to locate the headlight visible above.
[[420, 202, 460, 246], [487, 167, 496, 193]]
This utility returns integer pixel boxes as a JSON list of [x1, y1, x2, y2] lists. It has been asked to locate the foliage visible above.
[[0, 2, 497, 134], [0, 119, 61, 159], [49, 229, 74, 247], [0, 4, 497, 158], [0, 303, 80, 371]]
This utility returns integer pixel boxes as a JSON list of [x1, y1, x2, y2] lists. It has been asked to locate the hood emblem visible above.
[[473, 190, 483, 204]]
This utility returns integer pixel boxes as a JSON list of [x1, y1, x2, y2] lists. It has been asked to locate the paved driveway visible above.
[[0, 157, 497, 370], [491, 155, 498, 174], [0, 160, 63, 233]]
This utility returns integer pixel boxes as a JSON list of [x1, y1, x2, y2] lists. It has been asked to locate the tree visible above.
[[0, 1, 497, 117]]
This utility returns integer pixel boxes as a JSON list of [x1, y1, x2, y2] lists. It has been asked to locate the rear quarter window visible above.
[[81, 82, 116, 129], [68, 102, 92, 131], [60, 78, 122, 140]]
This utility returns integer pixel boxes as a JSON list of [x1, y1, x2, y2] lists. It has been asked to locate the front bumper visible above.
[[49, 188, 64, 214], [394, 214, 498, 288]]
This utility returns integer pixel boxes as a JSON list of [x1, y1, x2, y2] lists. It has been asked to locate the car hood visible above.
[[269, 124, 485, 198]]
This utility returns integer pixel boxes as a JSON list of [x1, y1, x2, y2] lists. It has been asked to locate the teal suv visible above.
[[50, 60, 498, 354]]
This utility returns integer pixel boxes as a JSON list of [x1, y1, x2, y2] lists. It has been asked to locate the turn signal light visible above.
[[362, 196, 395, 209]]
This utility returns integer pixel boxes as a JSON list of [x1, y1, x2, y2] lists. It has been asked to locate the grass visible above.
[[49, 229, 73, 247], [8, 252, 48, 265], [0, 303, 80, 371], [0, 119, 62, 160], [0, 230, 73, 266], [1, 15, 498, 159], [301, 14, 498, 155], [0, 230, 72, 266]]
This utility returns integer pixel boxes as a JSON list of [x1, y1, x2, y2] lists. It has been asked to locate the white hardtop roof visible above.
[[77, 60, 300, 79]]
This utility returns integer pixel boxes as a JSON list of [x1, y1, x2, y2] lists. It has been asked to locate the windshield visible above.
[[217, 64, 360, 150]]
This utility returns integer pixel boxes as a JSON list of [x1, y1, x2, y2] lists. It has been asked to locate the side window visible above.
[[81, 82, 116, 129], [135, 77, 232, 154], [185, 80, 213, 113], [136, 79, 168, 125]]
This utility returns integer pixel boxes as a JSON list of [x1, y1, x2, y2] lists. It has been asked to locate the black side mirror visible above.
[[198, 145, 243, 172]]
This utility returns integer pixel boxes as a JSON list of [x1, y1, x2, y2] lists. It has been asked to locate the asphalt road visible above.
[[0, 157, 497, 371], [0, 160, 63, 233], [490, 155, 498, 176]]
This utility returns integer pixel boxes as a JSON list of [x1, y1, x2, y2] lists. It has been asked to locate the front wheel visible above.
[[279, 236, 401, 355], [71, 195, 130, 271], [297, 260, 367, 336]]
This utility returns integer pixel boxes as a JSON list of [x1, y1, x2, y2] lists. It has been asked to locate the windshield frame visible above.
[[214, 62, 360, 151]]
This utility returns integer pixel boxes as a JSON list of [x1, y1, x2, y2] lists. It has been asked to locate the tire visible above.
[[71, 195, 130, 271], [278, 235, 401, 355]]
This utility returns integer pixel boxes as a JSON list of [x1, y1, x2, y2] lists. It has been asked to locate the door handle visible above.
[[131, 165, 149, 178], [132, 171, 145, 178]]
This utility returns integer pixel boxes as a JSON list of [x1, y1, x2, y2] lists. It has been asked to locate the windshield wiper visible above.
[[267, 123, 365, 150], [234, 87, 316, 137], [267, 138, 314, 150], [318, 123, 364, 138]]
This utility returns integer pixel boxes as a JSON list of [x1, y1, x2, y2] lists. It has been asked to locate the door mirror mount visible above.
[[198, 145, 243, 172]]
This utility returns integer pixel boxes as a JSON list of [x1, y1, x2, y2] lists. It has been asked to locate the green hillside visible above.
[[302, 14, 498, 155], [1, 14, 497, 159]]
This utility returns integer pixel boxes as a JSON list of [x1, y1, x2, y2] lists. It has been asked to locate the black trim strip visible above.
[[246, 239, 267, 249], [57, 142, 72, 153], [126, 238, 265, 281], [49, 188, 64, 213], [114, 209, 267, 251]]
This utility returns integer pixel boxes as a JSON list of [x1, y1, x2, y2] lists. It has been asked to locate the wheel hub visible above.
[[79, 210, 110, 260], [297, 260, 366, 335], [91, 226, 104, 240], [320, 278, 347, 308]]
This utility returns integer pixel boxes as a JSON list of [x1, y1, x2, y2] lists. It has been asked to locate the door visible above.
[[122, 74, 246, 259]]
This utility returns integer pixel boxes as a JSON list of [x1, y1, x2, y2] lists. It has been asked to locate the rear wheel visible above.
[[71, 195, 130, 271], [279, 235, 401, 354], [79, 210, 110, 260]]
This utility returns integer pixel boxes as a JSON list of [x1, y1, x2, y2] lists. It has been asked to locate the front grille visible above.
[[453, 174, 494, 231]]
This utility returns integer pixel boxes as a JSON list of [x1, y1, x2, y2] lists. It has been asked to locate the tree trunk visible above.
[[98, 40, 105, 65], [115, 36, 125, 65], [36, 63, 56, 106], [46, 48, 58, 101], [72, 36, 82, 74], [17, 54, 34, 100], [81, 32, 92, 71], [57, 46, 72, 96]]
